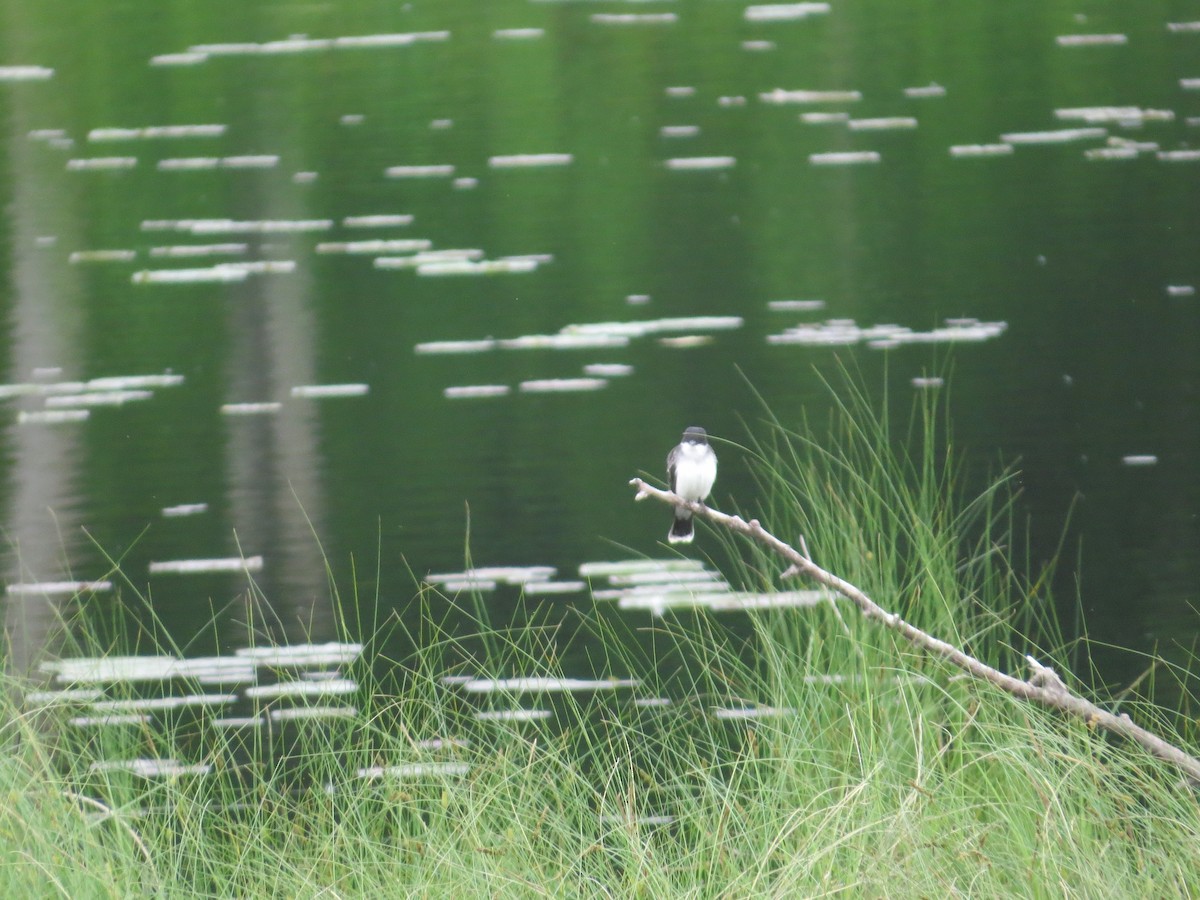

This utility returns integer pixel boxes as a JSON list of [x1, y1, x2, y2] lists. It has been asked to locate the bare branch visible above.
[[629, 477, 1200, 784]]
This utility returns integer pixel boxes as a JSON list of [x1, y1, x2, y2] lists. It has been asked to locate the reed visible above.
[[3, 376, 1198, 897]]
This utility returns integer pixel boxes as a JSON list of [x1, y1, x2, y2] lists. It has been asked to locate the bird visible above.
[[666, 426, 717, 544]]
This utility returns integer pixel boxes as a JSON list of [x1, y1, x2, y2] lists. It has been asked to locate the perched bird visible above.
[[666, 426, 717, 544]]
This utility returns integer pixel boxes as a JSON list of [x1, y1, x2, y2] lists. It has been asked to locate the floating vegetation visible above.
[[493, 28, 544, 40], [357, 763, 470, 778], [235, 643, 363, 666], [664, 156, 736, 170], [590, 580, 731, 601], [220, 401, 282, 415], [90, 758, 213, 778], [742, 40, 775, 52], [244, 679, 357, 699], [949, 143, 1014, 157], [473, 709, 552, 721], [521, 580, 587, 594], [148, 556, 264, 575], [385, 164, 456, 178], [1000, 127, 1107, 144], [520, 378, 608, 393], [1121, 455, 1159, 467], [88, 124, 226, 141], [454, 677, 637, 693], [6, 580, 113, 595], [560, 315, 742, 338], [68, 249, 137, 264], [44, 389, 154, 408], [0, 65, 54, 81], [744, 3, 830, 22], [658, 335, 713, 348], [150, 243, 247, 258], [609, 592, 822, 615], [444, 384, 511, 399], [768, 299, 826, 312], [157, 155, 280, 170], [290, 384, 370, 398], [583, 363, 633, 377], [767, 318, 1007, 347], [800, 112, 850, 124], [375, 249, 485, 269], [24, 688, 105, 705], [848, 117, 917, 130], [70, 714, 151, 727], [67, 157, 138, 170], [27, 128, 68, 142], [1166, 285, 1196, 296], [1055, 107, 1173, 124], [221, 260, 296, 275], [162, 502, 208, 517], [43, 654, 251, 685], [269, 706, 356, 722], [416, 339, 497, 355], [426, 566, 557, 587], [581, 558, 829, 616], [660, 125, 700, 138], [176, 32, 449, 59], [142, 218, 333, 234], [612, 591, 725, 614], [579, 559, 707, 578], [131, 266, 248, 284], [590, 13, 678, 25], [1056, 34, 1128, 47], [416, 258, 540, 276], [1085, 147, 1140, 161], [633, 697, 672, 708], [760, 88, 861, 104], [606, 569, 724, 587], [904, 83, 946, 98], [488, 153, 573, 168], [0, 373, 182, 399], [712, 706, 793, 720], [911, 376, 945, 389], [498, 333, 628, 350], [342, 214, 414, 228], [705, 591, 833, 611], [89, 694, 236, 713], [1157, 149, 1200, 162], [1167, 21, 1200, 32], [150, 52, 208, 66], [17, 409, 90, 425], [665, 86, 695, 98], [809, 150, 881, 165]]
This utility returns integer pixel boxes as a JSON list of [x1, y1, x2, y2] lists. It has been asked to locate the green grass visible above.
[[4, 378, 1200, 898]]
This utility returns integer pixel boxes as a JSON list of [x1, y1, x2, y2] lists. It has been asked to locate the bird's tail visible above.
[[668, 509, 694, 544]]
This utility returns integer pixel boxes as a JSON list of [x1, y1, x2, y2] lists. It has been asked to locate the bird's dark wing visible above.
[[666, 445, 680, 493]]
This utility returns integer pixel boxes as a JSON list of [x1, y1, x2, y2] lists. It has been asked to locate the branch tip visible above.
[[625, 471, 1200, 783]]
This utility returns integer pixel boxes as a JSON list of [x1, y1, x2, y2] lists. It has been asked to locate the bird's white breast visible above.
[[673, 443, 717, 501]]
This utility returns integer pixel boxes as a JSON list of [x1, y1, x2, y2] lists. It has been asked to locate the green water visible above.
[[1, 0, 1197, 687]]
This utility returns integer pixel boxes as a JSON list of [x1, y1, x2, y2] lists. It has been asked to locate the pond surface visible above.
[[1, 1, 1197, 691]]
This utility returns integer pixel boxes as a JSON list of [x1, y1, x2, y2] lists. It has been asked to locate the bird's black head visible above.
[[681, 426, 708, 444]]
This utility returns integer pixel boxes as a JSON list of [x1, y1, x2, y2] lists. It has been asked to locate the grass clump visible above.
[[3, 378, 1200, 897]]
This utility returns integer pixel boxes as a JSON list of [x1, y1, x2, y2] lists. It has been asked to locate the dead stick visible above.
[[629, 478, 1200, 784]]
